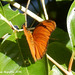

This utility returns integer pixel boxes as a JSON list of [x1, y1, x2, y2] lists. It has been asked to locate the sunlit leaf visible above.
[[0, 4, 25, 38], [49, 65, 63, 75], [67, 0, 75, 52], [0, 31, 48, 75]]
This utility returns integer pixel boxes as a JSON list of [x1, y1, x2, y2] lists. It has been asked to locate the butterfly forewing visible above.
[[32, 20, 56, 60]]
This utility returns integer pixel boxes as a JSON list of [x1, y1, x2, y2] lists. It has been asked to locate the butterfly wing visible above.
[[23, 20, 56, 61], [32, 20, 56, 60], [23, 25, 36, 61]]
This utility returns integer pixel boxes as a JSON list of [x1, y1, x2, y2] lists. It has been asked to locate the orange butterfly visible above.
[[23, 20, 56, 61]]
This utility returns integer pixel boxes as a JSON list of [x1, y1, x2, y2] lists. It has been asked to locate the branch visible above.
[[0, 14, 18, 31], [24, 0, 31, 27], [46, 54, 73, 75], [41, 0, 48, 20], [0, 14, 23, 32], [68, 51, 74, 72], [9, 2, 44, 22]]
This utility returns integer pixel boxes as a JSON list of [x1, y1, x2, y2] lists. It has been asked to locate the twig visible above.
[[46, 54, 73, 75], [68, 51, 74, 72], [27, 27, 35, 30], [41, 0, 48, 20], [9, 2, 43, 22], [0, 14, 25, 32], [25, 0, 31, 13], [0, 14, 35, 32], [15, 27, 35, 31], [2, 33, 8, 39], [0, 14, 18, 31], [24, 0, 31, 27]]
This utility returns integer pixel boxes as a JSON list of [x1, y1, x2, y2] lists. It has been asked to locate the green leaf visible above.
[[66, 40, 72, 51], [72, 71, 75, 75], [49, 27, 69, 44], [67, 0, 75, 51], [47, 42, 71, 74], [0, 20, 13, 38], [49, 65, 63, 75], [0, 4, 25, 38], [0, 4, 25, 28], [0, 31, 48, 75]]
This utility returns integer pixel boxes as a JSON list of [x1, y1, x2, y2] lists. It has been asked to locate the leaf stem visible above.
[[68, 51, 74, 72]]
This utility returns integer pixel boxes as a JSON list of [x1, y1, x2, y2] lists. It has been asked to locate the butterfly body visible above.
[[23, 20, 56, 61]]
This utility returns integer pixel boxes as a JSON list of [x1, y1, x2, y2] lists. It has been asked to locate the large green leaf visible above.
[[49, 27, 73, 52], [49, 27, 69, 44], [0, 4, 25, 38], [67, 0, 75, 52], [0, 31, 48, 75], [47, 42, 72, 74]]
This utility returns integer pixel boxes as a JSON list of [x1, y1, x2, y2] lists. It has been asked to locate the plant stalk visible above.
[[46, 54, 73, 75], [68, 51, 74, 72]]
